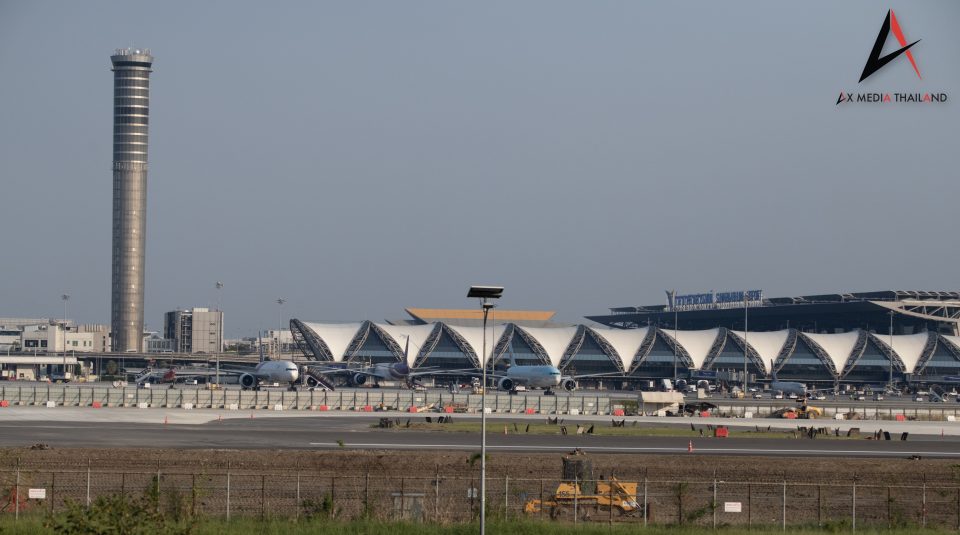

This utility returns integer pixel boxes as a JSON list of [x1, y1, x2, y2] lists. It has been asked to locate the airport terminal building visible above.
[[290, 296, 960, 386]]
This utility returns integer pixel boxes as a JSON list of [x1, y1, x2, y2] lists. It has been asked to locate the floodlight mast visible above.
[[467, 285, 502, 535]]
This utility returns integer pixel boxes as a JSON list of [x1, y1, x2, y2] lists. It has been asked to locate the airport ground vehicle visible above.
[[524, 451, 645, 519]]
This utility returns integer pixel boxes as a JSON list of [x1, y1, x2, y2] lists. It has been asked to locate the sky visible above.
[[0, 1, 958, 337]]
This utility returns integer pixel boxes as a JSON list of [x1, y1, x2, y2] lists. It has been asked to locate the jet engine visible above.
[[239, 373, 257, 390], [497, 377, 514, 391], [350, 373, 367, 386], [561, 378, 577, 392]]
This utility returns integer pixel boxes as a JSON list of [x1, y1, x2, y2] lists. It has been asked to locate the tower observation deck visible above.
[[110, 48, 153, 352]]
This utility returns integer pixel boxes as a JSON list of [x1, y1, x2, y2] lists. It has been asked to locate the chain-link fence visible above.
[[3, 467, 960, 529]]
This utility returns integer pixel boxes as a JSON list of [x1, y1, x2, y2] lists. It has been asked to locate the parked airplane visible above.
[[769, 359, 808, 397], [473, 348, 620, 395], [305, 361, 441, 389], [225, 333, 299, 390], [304, 337, 445, 389]]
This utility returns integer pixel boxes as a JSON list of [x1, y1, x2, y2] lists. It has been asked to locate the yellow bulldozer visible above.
[[524, 450, 646, 519]]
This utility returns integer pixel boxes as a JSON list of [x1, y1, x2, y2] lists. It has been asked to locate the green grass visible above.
[[1, 517, 957, 534], [380, 421, 848, 439]]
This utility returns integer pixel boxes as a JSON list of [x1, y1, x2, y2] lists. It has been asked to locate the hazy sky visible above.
[[1, 1, 957, 337]]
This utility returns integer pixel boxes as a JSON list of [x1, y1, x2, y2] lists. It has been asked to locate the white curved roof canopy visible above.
[[516, 326, 580, 367], [300, 322, 364, 362], [942, 335, 960, 354], [375, 323, 436, 366], [880, 332, 930, 374], [730, 330, 788, 373], [446, 324, 508, 366], [803, 331, 860, 372], [590, 327, 649, 372], [658, 328, 721, 369]]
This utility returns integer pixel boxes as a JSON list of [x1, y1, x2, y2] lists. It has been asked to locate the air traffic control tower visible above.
[[110, 48, 153, 352]]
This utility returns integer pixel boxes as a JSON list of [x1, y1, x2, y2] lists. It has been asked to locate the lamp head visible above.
[[467, 286, 504, 299]]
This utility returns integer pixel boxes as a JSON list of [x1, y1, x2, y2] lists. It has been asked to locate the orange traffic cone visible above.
[[687, 440, 694, 453]]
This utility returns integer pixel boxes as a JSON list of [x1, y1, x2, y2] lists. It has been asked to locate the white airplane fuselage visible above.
[[253, 361, 299, 384], [502, 365, 562, 389]]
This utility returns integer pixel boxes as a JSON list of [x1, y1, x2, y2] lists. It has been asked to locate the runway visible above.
[[2, 410, 959, 457]]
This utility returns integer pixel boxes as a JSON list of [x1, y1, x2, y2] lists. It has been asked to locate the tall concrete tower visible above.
[[110, 48, 153, 352]]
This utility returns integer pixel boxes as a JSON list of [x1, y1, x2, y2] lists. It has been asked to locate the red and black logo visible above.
[[836, 9, 947, 106], [859, 9, 920, 83]]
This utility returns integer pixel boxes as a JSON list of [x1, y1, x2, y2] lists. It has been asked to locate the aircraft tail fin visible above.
[[404, 335, 410, 363], [770, 359, 776, 381], [507, 344, 517, 368]]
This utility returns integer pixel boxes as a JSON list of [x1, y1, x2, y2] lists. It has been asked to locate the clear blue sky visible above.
[[1, 1, 957, 337]]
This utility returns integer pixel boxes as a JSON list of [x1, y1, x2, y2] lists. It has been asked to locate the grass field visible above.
[[2, 517, 959, 534], [382, 421, 845, 439]]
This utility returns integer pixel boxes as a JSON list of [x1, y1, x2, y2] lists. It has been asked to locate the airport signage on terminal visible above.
[[667, 290, 762, 311]]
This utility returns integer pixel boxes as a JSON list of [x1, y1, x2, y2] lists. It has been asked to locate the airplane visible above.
[[304, 337, 446, 389], [465, 347, 620, 396], [768, 359, 819, 398], [304, 360, 441, 389], [224, 332, 299, 390]]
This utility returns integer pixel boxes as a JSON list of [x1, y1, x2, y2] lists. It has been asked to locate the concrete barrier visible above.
[[273, 404, 283, 411], [46, 401, 56, 408], [137, 402, 149, 409], [183, 403, 194, 410]]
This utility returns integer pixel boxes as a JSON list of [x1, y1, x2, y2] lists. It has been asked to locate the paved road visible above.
[[1, 412, 959, 457]]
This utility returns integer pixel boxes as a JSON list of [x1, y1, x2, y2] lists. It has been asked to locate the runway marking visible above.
[[306, 442, 960, 456]]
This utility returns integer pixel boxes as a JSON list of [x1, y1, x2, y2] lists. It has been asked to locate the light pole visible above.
[[743, 291, 749, 393], [215, 282, 224, 385], [468, 285, 503, 535], [889, 311, 895, 390], [673, 296, 679, 384], [61, 294, 70, 375], [276, 298, 286, 358]]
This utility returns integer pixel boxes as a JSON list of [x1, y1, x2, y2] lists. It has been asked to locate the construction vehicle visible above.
[[524, 450, 645, 519], [774, 400, 823, 419]]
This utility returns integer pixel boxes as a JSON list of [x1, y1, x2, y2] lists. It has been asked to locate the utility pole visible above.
[[61, 294, 70, 375], [215, 282, 223, 385], [744, 291, 749, 393], [276, 298, 286, 359]]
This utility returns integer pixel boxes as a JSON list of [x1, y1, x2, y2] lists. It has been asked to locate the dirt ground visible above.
[[2, 447, 958, 486]]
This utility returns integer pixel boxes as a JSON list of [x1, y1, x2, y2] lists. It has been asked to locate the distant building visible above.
[[144, 332, 174, 353], [164, 308, 223, 353], [588, 290, 960, 336], [1, 320, 109, 353]]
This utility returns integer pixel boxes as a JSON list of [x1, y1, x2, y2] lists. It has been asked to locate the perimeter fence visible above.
[[3, 467, 960, 529]]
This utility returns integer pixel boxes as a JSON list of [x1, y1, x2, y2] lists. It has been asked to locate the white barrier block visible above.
[[947, 415, 956, 422], [228, 403, 239, 411], [569, 408, 580, 416], [273, 404, 284, 411], [835, 413, 845, 420], [137, 402, 149, 409], [655, 410, 666, 417], [483, 407, 492, 414], [744, 412, 753, 419], [183, 403, 193, 410], [45, 401, 56, 408]]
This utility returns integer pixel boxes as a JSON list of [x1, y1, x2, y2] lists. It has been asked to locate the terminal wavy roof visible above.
[[291, 319, 957, 377]]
